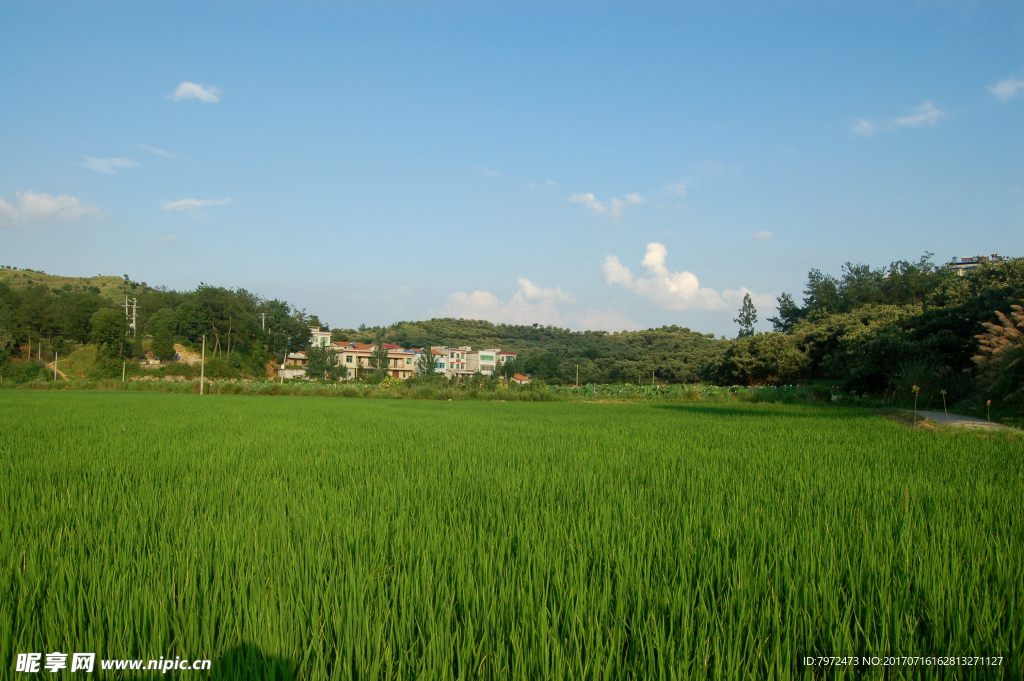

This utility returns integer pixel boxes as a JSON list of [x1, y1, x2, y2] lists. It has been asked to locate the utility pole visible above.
[[260, 313, 266, 331], [123, 296, 138, 338], [200, 335, 206, 395], [54, 351, 58, 381], [280, 348, 287, 384], [576, 364, 579, 387], [121, 361, 125, 382]]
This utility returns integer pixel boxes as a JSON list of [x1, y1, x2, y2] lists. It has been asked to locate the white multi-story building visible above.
[[425, 346, 517, 378], [466, 348, 517, 375], [309, 327, 331, 348]]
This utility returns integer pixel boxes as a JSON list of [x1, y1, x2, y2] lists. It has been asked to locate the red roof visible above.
[[499, 351, 516, 355], [513, 373, 530, 381], [382, 343, 405, 350]]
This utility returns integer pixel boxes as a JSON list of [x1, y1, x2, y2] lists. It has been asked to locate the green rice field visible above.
[[1, 391, 1021, 679]]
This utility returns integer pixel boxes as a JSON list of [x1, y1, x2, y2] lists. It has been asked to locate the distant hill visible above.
[[0, 267, 153, 303]]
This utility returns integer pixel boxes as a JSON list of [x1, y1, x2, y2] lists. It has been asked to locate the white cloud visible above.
[[665, 183, 686, 196], [893, 101, 944, 129], [443, 278, 638, 331], [159, 234, 176, 243], [0, 198, 20, 226], [601, 242, 773, 312], [569, 192, 607, 214], [854, 101, 946, 136], [990, 76, 1024, 101], [479, 167, 501, 177], [751, 230, 774, 241], [517, 277, 575, 303], [0, 191, 102, 227], [445, 285, 562, 326], [82, 156, 138, 174], [546, 180, 557, 186], [160, 198, 231, 211], [569, 192, 645, 219], [172, 82, 222, 103], [526, 182, 536, 188], [138, 144, 178, 161], [721, 287, 778, 311], [851, 118, 876, 136]]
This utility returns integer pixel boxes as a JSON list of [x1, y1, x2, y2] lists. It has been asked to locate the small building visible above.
[[279, 351, 308, 379], [512, 373, 531, 385], [947, 254, 1005, 276]]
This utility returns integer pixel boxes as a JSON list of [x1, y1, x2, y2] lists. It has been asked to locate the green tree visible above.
[[0, 300, 14, 375], [709, 332, 809, 386], [523, 352, 561, 380], [498, 357, 522, 380], [417, 348, 439, 377], [372, 337, 390, 372], [734, 293, 757, 338], [305, 344, 342, 381], [91, 308, 128, 357], [147, 307, 178, 361], [767, 293, 803, 333]]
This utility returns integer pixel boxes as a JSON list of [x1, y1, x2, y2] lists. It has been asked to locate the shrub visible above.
[[973, 301, 1024, 414]]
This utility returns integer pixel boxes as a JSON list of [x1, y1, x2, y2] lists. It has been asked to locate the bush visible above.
[[161, 362, 200, 378], [973, 301, 1024, 415], [709, 332, 809, 386], [202, 357, 241, 379], [1, 362, 47, 383], [86, 359, 144, 380]]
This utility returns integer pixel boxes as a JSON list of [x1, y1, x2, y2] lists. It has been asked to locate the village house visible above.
[[430, 346, 517, 378], [281, 328, 517, 382]]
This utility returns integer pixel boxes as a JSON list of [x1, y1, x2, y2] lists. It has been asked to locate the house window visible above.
[[481, 355, 494, 361], [406, 358, 412, 364], [346, 356, 352, 363], [439, 362, 445, 368]]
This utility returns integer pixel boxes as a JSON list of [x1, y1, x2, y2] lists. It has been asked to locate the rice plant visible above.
[[1, 392, 1020, 679]]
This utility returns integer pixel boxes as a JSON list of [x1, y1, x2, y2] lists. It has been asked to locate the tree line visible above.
[[1, 255, 1021, 416], [0, 276, 316, 379]]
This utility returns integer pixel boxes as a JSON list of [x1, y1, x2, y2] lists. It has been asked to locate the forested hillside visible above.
[[0, 268, 315, 379], [1, 255, 1021, 415]]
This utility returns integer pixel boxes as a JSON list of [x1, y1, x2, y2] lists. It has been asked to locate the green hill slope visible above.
[[0, 267, 152, 302]]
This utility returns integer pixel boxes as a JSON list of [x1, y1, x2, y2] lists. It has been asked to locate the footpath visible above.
[[903, 410, 1015, 431]]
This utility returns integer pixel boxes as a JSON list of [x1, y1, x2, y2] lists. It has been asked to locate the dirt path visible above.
[[173, 343, 202, 363], [45, 361, 68, 380], [903, 410, 1014, 431]]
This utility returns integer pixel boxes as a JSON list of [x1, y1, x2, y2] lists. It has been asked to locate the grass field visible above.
[[1, 392, 1021, 679]]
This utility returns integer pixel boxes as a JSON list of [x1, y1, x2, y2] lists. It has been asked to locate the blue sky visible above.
[[1, 1, 1021, 336]]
